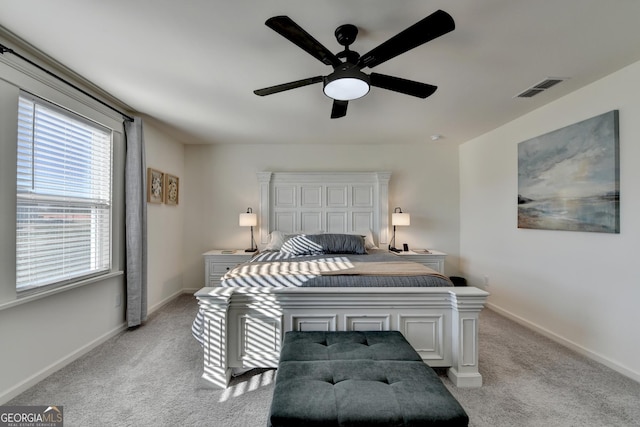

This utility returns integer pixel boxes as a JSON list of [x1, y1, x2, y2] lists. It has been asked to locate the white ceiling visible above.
[[2, 0, 640, 145]]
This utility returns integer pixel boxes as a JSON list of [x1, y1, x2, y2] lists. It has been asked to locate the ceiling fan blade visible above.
[[357, 10, 454, 69], [370, 73, 437, 98], [331, 100, 348, 118], [266, 16, 342, 67], [254, 76, 323, 96]]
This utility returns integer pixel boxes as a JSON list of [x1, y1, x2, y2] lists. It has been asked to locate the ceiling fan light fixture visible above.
[[257, 11, 455, 117], [323, 69, 370, 101]]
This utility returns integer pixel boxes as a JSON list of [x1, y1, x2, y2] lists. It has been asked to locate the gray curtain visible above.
[[124, 117, 147, 327]]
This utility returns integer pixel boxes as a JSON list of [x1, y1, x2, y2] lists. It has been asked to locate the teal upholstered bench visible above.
[[268, 331, 468, 427]]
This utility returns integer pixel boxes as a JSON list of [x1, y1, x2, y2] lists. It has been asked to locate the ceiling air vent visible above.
[[515, 77, 567, 98], [517, 88, 544, 98]]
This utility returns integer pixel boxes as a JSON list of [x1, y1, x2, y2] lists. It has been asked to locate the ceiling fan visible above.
[[253, 10, 455, 119]]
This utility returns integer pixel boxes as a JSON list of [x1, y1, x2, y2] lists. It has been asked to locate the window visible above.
[[16, 93, 113, 293]]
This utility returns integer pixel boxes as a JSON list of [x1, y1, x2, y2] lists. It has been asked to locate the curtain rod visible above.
[[0, 42, 134, 122]]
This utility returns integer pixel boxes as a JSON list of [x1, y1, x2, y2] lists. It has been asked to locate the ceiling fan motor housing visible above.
[[335, 24, 358, 46]]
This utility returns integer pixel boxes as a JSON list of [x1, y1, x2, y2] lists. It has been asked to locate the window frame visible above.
[[15, 91, 115, 296]]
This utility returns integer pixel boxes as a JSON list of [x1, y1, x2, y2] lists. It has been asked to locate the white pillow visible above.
[[297, 229, 324, 236], [264, 231, 286, 250], [352, 230, 377, 249]]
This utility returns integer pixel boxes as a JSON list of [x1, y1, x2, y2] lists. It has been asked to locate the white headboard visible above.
[[257, 171, 391, 247]]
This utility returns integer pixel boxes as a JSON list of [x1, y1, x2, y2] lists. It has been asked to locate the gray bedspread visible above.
[[192, 249, 453, 345], [219, 249, 453, 288]]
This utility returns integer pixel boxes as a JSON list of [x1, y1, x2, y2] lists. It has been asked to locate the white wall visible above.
[[0, 46, 186, 401], [459, 60, 640, 381], [182, 142, 460, 291], [143, 117, 186, 311], [0, 49, 127, 402]]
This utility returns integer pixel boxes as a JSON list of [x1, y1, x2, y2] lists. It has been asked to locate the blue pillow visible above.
[[314, 233, 366, 254]]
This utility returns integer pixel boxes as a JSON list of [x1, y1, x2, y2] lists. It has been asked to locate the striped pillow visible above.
[[280, 234, 324, 255]]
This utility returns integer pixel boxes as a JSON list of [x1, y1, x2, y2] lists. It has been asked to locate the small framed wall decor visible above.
[[147, 168, 164, 204], [164, 173, 179, 205]]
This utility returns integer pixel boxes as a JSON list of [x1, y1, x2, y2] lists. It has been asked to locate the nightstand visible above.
[[392, 250, 446, 274], [203, 249, 255, 287]]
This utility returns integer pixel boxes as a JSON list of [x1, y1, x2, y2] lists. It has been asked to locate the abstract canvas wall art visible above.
[[518, 110, 619, 233]]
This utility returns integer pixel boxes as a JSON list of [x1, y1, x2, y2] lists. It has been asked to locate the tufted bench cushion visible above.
[[268, 331, 468, 427]]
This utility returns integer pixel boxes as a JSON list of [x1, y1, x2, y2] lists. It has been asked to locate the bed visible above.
[[193, 171, 488, 389]]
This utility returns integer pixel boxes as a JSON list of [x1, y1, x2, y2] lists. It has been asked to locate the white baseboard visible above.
[[147, 289, 186, 314], [486, 302, 640, 384], [0, 322, 127, 405], [1, 291, 190, 405]]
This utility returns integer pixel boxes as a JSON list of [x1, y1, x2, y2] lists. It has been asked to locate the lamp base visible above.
[[388, 245, 401, 253], [245, 248, 257, 253]]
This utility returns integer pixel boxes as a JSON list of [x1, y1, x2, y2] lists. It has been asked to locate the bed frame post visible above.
[[257, 172, 272, 246], [375, 171, 391, 247], [447, 288, 487, 387], [195, 287, 233, 388]]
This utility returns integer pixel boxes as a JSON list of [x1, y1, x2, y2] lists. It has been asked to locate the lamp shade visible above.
[[392, 212, 410, 226], [239, 212, 257, 227]]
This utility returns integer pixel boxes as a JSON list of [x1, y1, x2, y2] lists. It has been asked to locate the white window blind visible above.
[[16, 93, 113, 292]]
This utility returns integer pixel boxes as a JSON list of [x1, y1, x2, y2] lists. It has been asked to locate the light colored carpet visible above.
[[8, 294, 640, 426], [441, 310, 640, 427]]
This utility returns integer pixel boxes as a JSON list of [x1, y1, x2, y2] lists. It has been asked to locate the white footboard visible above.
[[195, 286, 488, 388]]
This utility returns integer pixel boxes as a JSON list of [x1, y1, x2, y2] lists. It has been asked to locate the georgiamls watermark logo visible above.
[[0, 406, 63, 427]]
